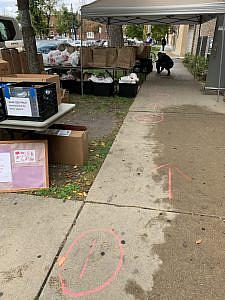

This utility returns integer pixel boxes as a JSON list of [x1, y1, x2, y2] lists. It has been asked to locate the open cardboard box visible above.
[[0, 59, 10, 75]]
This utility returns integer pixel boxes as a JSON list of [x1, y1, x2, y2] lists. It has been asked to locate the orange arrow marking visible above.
[[153, 164, 192, 200]]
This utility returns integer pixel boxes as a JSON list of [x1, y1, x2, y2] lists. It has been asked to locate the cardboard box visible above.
[[0, 49, 14, 73], [19, 51, 29, 73], [37, 53, 44, 72], [0, 74, 61, 104], [10, 49, 22, 73], [19, 52, 44, 74], [0, 59, 9, 75], [61, 89, 70, 103], [35, 125, 88, 166]]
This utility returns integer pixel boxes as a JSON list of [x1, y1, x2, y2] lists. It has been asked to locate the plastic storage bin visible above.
[[60, 80, 78, 94], [140, 58, 153, 73], [119, 83, 138, 98], [3, 82, 58, 122], [0, 83, 12, 121], [93, 82, 114, 97]]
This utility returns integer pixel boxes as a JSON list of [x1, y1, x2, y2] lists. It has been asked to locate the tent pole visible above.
[[80, 12, 84, 96], [194, 16, 202, 79], [217, 14, 225, 101]]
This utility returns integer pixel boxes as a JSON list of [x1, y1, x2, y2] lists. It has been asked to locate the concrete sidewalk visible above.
[[2, 60, 225, 299], [39, 61, 225, 299]]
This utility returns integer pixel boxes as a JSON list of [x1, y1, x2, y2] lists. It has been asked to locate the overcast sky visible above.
[[0, 0, 91, 17]]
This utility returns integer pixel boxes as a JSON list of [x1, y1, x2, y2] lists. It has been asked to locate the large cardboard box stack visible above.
[[0, 59, 10, 75], [0, 49, 14, 73], [117, 47, 136, 69], [0, 49, 44, 74], [136, 45, 151, 59], [0, 74, 61, 105], [106, 47, 118, 67], [82, 47, 93, 67], [10, 49, 22, 73], [0, 49, 23, 73], [37, 53, 44, 72], [19, 51, 29, 73], [92, 48, 107, 67]]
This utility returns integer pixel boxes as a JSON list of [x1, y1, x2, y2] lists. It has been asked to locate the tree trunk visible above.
[[108, 25, 124, 47], [46, 15, 51, 36], [17, 0, 40, 73]]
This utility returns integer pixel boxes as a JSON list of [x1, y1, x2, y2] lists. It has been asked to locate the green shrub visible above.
[[183, 53, 208, 81]]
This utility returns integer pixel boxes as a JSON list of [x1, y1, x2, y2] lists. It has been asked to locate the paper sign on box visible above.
[[0, 153, 12, 183], [14, 150, 36, 163], [0, 141, 48, 192], [5, 97, 32, 117]]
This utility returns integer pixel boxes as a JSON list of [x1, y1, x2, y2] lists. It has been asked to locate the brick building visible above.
[[49, 15, 108, 41], [78, 20, 108, 40], [192, 19, 216, 56], [171, 19, 217, 57]]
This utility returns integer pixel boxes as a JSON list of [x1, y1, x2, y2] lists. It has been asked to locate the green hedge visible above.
[[183, 53, 209, 81]]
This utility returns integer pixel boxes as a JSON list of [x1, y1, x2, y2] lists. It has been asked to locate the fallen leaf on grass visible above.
[[195, 239, 202, 245]]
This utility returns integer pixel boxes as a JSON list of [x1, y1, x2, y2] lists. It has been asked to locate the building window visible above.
[[86, 32, 94, 39]]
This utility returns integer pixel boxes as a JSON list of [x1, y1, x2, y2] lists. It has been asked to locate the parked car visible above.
[[57, 38, 76, 45], [0, 16, 22, 47], [36, 40, 59, 54], [36, 40, 74, 53], [95, 40, 108, 47], [73, 40, 82, 47], [85, 40, 96, 46]]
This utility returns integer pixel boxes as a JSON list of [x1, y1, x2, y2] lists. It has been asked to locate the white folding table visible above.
[[0, 103, 75, 132]]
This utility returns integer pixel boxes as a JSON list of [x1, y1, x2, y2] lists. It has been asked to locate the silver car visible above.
[[0, 16, 22, 47]]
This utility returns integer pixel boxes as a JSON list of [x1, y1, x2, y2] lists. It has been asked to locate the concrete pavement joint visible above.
[[34, 201, 86, 299], [129, 110, 224, 116], [84, 200, 225, 221]]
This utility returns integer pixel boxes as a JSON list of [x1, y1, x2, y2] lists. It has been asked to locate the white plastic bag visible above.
[[68, 51, 80, 67]]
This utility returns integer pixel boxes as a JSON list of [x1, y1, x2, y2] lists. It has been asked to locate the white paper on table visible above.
[[0, 153, 12, 183], [5, 97, 32, 117], [57, 130, 72, 137], [14, 150, 36, 163]]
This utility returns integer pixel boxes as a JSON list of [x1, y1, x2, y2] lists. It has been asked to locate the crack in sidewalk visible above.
[[84, 200, 225, 221], [34, 201, 86, 299]]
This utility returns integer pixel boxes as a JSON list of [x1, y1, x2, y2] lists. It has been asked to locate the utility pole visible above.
[[71, 3, 77, 40]]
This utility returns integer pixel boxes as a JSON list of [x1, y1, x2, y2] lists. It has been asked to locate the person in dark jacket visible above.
[[161, 37, 167, 51], [156, 52, 174, 76]]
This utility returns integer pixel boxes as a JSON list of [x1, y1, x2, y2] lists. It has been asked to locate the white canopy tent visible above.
[[80, 0, 225, 96], [81, 0, 225, 25]]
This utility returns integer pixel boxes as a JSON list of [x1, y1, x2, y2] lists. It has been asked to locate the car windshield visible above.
[[36, 40, 59, 53]]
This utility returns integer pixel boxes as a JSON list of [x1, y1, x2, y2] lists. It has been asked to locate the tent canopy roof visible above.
[[81, 0, 225, 24]]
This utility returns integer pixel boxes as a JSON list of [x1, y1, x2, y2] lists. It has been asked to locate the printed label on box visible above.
[[6, 97, 32, 117], [0, 153, 12, 183], [57, 130, 72, 137], [14, 150, 36, 163]]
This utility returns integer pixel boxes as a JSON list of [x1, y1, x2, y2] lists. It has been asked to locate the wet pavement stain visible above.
[[149, 104, 225, 299], [125, 280, 151, 300]]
